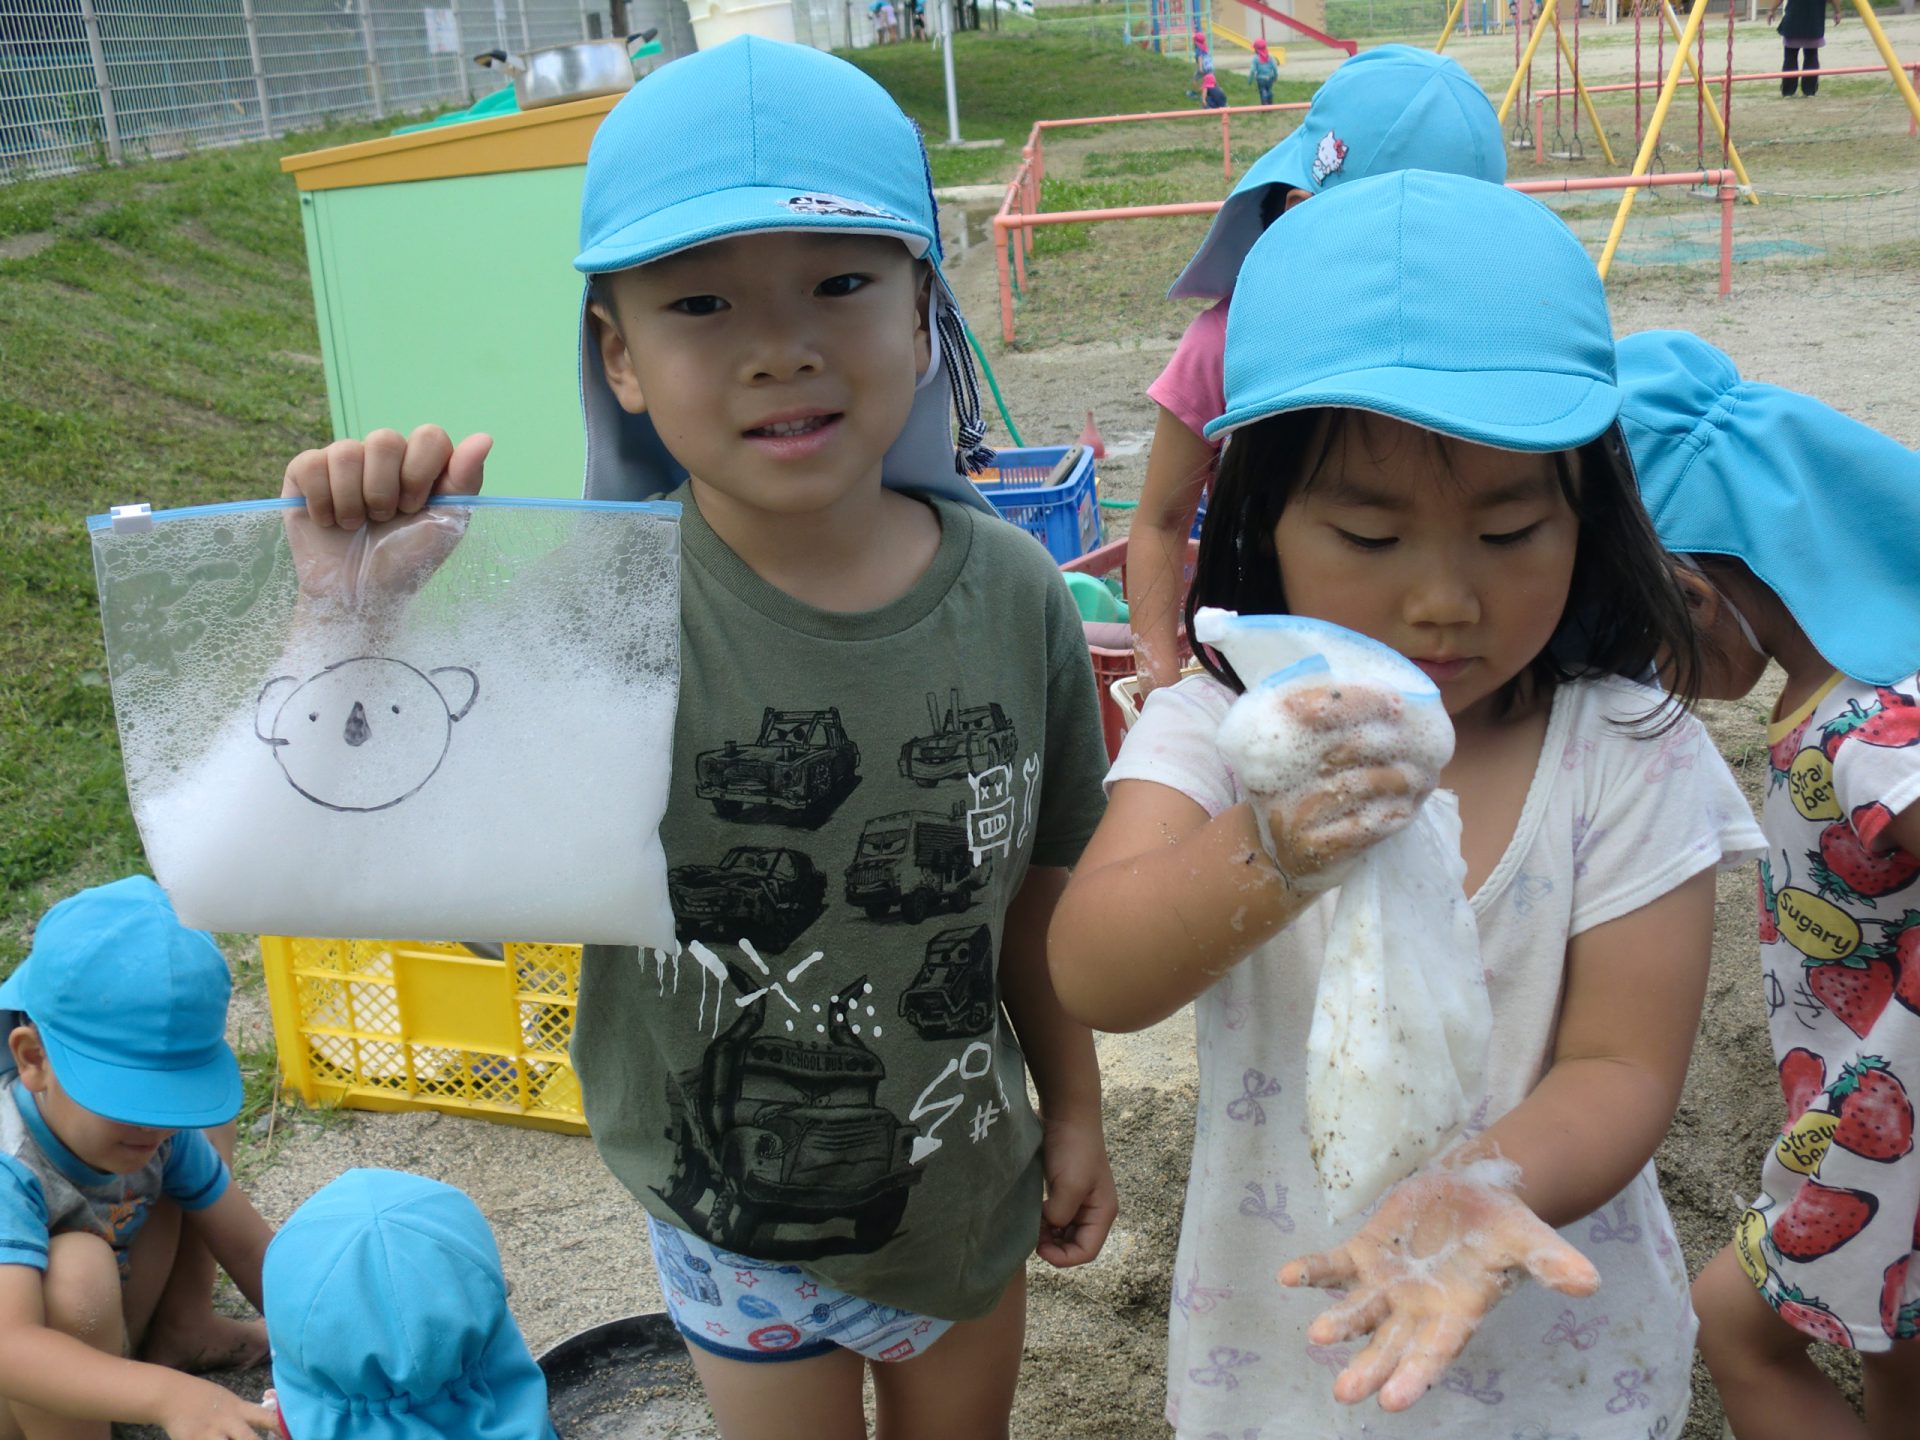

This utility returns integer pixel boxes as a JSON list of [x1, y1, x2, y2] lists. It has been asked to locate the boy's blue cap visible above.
[[0, 876, 238, 1130], [1618, 329, 1920, 686], [576, 36, 936, 274], [1207, 170, 1618, 452], [573, 37, 995, 515], [266, 1169, 558, 1440], [1170, 46, 1506, 301]]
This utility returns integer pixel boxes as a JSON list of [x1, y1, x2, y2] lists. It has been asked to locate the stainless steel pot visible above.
[[474, 31, 657, 109]]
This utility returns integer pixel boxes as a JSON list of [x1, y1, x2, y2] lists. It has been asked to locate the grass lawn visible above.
[[0, 31, 1311, 970], [848, 29, 1313, 183]]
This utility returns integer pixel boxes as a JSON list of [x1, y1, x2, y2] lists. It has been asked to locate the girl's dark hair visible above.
[[1182, 408, 1702, 726], [1256, 184, 1289, 231]]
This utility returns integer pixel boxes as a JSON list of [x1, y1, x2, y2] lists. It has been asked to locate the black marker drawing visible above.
[[669, 846, 828, 955], [844, 806, 991, 925], [255, 656, 478, 813], [898, 925, 997, 1040], [660, 963, 923, 1254], [693, 708, 861, 828], [897, 690, 1017, 787]]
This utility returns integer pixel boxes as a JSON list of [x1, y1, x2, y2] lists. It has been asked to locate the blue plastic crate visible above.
[[973, 445, 1102, 564]]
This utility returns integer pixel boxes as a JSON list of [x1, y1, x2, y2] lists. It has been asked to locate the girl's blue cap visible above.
[[0, 876, 238, 1130], [1169, 46, 1506, 301], [576, 36, 936, 273], [1618, 328, 1920, 686], [266, 1169, 558, 1440], [1207, 169, 1619, 452]]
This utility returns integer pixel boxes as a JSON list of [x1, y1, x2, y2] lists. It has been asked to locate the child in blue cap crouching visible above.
[[263, 1169, 555, 1440], [1619, 330, 1920, 1440], [277, 35, 1114, 1440], [0, 875, 277, 1439]]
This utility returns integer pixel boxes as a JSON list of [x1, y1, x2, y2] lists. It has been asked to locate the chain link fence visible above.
[[0, 0, 615, 181]]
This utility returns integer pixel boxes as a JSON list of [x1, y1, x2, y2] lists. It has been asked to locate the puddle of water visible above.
[[1100, 430, 1153, 460], [939, 200, 1003, 258]]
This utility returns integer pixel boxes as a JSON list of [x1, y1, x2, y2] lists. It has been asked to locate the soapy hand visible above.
[[1218, 682, 1441, 892], [281, 425, 491, 607], [1279, 1159, 1600, 1412], [153, 1371, 280, 1438]]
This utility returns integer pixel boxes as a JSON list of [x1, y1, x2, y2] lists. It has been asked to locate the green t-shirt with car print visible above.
[[572, 490, 1110, 1322]]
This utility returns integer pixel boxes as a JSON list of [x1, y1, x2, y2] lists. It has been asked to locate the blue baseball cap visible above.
[[266, 1169, 557, 1440], [0, 875, 238, 1129], [1207, 170, 1618, 452], [1618, 329, 1920, 686], [1170, 46, 1506, 301], [576, 37, 936, 274], [573, 37, 995, 514]]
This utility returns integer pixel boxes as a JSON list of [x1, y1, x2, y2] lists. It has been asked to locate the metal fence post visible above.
[[239, 0, 274, 139], [358, 0, 387, 117], [76, 0, 124, 165]]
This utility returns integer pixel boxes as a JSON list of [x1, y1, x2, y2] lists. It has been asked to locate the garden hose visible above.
[[963, 321, 1025, 449]]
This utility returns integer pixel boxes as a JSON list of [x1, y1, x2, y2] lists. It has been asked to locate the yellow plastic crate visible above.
[[261, 937, 587, 1134]]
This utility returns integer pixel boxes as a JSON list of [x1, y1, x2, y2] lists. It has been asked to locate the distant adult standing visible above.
[[1251, 37, 1279, 104], [1768, 0, 1842, 95]]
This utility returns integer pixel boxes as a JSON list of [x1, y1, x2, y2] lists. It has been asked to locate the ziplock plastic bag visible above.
[[1196, 608, 1491, 1221], [88, 496, 680, 946]]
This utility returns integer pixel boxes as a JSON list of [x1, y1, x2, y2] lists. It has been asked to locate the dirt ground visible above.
[[166, 33, 1920, 1438]]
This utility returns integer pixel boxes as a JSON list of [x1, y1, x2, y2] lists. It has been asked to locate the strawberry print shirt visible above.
[[1743, 670, 1920, 1353], [1108, 674, 1765, 1439]]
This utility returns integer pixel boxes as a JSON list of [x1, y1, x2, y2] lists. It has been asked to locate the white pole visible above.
[[941, 0, 961, 143]]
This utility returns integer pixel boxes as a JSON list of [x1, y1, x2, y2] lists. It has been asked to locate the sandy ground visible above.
[[155, 40, 1920, 1436]]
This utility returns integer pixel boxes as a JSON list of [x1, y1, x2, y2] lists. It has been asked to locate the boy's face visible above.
[[9, 1027, 172, 1175], [590, 232, 933, 519]]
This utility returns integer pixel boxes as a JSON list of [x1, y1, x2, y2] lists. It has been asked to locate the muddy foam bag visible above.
[[89, 496, 680, 946], [1197, 608, 1491, 1222]]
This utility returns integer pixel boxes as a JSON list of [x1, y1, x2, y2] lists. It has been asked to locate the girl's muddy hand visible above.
[[1221, 682, 1437, 891], [1278, 1163, 1599, 1412]]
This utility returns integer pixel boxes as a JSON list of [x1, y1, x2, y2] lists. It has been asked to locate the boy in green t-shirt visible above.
[[278, 37, 1114, 1439]]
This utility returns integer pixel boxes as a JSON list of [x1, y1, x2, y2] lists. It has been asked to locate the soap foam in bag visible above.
[[1197, 607, 1492, 1221], [89, 497, 680, 946]]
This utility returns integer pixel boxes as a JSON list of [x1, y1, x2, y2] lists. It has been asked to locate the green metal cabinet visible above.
[[284, 96, 620, 500]]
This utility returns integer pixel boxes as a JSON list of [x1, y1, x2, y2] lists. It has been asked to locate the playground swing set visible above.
[[1462, 0, 1919, 275], [988, 0, 1917, 337]]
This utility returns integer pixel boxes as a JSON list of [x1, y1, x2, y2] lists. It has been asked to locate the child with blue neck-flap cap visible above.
[[276, 35, 1115, 1439], [263, 1169, 555, 1440], [1053, 173, 1766, 1436], [1129, 46, 1507, 698], [0, 875, 277, 1439], [1618, 329, 1920, 1440]]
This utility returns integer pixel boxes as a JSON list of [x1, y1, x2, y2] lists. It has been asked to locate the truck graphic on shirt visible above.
[[844, 807, 990, 924], [693, 708, 860, 825], [898, 924, 997, 1039], [897, 689, 1018, 786], [668, 846, 828, 954], [661, 965, 921, 1254]]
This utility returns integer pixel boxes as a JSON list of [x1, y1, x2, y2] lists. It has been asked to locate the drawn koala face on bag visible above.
[[255, 656, 479, 812]]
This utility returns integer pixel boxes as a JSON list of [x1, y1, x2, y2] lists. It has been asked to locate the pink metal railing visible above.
[[994, 165, 1741, 343]]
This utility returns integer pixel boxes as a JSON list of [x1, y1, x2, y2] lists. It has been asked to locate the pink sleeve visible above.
[[1145, 299, 1230, 446]]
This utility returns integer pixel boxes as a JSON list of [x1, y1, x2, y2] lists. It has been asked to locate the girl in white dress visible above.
[[1051, 172, 1764, 1439]]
